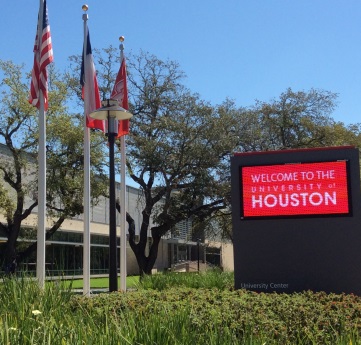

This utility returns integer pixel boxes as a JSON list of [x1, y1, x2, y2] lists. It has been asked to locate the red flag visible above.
[[111, 52, 129, 137], [80, 25, 105, 131], [29, 0, 53, 110]]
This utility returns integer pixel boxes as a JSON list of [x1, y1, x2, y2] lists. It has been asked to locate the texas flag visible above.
[[80, 25, 105, 131]]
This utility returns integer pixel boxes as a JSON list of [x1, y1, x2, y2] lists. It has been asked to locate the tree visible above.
[[114, 52, 238, 275], [235, 88, 339, 152], [67, 47, 239, 275], [233, 88, 361, 152], [0, 60, 107, 272]]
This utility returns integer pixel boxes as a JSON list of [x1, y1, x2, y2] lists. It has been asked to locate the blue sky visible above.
[[1, 0, 361, 125]]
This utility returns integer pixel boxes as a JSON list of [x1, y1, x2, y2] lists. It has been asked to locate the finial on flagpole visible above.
[[82, 4, 88, 21], [119, 36, 125, 52]]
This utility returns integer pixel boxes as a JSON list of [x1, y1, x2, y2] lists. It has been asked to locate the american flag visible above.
[[29, 0, 53, 110], [111, 49, 129, 137]]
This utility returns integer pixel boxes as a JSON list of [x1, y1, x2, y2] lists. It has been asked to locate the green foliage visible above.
[[235, 88, 361, 152], [73, 285, 361, 345], [138, 269, 234, 290], [0, 276, 76, 344], [0, 182, 14, 219], [2, 273, 361, 344]]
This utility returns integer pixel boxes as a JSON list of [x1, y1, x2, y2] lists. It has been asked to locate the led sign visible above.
[[241, 161, 350, 218]]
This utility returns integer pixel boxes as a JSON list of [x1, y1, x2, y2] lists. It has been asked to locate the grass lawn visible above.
[[60, 275, 140, 289]]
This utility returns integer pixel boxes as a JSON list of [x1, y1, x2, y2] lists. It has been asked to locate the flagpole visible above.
[[36, 0, 46, 289], [120, 136, 127, 291], [82, 5, 91, 296], [119, 40, 127, 292], [37, 95, 46, 288]]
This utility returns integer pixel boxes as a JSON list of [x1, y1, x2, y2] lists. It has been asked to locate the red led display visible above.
[[241, 161, 350, 218]]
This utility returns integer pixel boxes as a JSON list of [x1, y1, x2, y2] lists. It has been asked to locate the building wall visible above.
[[220, 243, 234, 272], [205, 240, 234, 272]]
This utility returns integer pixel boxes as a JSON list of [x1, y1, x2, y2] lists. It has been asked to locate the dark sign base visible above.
[[235, 219, 361, 295]]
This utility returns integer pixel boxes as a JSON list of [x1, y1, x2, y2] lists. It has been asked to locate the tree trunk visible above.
[[16, 216, 65, 264], [3, 230, 18, 274], [117, 202, 162, 277]]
